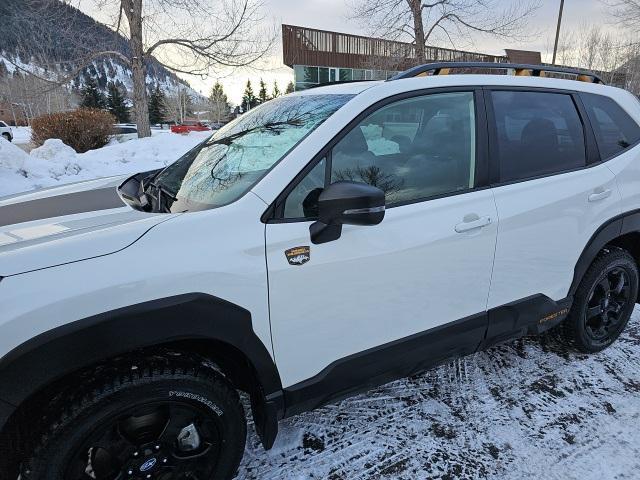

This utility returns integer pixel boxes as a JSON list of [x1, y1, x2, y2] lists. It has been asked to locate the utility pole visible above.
[[552, 0, 565, 65]]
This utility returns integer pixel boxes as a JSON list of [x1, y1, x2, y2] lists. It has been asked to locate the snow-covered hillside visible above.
[[0, 53, 203, 101], [0, 130, 211, 197]]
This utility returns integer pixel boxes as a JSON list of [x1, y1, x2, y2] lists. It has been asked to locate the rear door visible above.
[[486, 88, 621, 316]]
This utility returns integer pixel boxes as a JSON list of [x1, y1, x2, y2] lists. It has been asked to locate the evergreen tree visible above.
[[106, 82, 130, 123], [258, 78, 268, 104], [209, 81, 230, 124], [242, 80, 258, 111], [285, 81, 295, 94], [148, 85, 167, 125], [80, 77, 107, 109], [272, 81, 281, 98]]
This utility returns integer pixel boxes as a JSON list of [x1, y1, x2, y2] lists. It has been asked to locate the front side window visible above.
[[282, 91, 477, 218], [581, 93, 640, 159], [153, 94, 353, 212], [331, 91, 476, 205], [491, 91, 586, 182]]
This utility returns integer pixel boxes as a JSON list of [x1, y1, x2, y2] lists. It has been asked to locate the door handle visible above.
[[455, 215, 492, 233], [588, 189, 612, 202]]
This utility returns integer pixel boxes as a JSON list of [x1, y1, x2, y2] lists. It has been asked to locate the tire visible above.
[[1, 133, 10, 142], [561, 248, 638, 353], [20, 351, 247, 480]]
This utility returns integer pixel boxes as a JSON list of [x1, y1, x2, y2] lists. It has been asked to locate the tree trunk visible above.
[[408, 0, 427, 64], [124, 0, 151, 138]]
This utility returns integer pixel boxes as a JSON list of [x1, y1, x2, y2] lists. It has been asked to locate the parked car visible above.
[[0, 121, 13, 142], [3, 62, 640, 479], [170, 121, 211, 134], [112, 123, 138, 143]]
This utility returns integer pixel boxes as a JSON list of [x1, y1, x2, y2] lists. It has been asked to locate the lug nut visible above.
[[154, 444, 161, 451], [133, 451, 140, 457], [162, 457, 168, 464]]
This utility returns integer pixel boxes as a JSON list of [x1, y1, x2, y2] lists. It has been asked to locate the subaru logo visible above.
[[140, 457, 157, 472]]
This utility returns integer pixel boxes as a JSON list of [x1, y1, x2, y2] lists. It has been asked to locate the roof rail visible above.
[[388, 62, 605, 85]]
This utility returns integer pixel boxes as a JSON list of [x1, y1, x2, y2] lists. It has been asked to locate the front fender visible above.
[[0, 293, 283, 446]]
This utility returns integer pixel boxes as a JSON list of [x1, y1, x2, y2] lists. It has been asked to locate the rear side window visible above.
[[581, 93, 640, 159], [491, 91, 586, 183]]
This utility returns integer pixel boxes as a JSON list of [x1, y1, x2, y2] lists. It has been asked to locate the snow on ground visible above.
[[11, 127, 32, 145], [0, 130, 211, 197], [239, 310, 640, 479]]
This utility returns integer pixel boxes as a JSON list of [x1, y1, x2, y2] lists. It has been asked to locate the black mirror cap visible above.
[[318, 181, 385, 226]]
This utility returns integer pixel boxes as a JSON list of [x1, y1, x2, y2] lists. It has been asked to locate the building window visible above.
[[339, 69, 353, 81], [294, 65, 319, 83], [319, 67, 330, 84]]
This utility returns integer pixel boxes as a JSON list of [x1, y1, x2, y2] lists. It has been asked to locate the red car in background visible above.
[[170, 121, 211, 134]]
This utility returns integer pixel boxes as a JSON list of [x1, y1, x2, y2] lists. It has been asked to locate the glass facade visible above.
[[293, 65, 400, 91]]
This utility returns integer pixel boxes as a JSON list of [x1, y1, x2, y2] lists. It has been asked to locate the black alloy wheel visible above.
[[561, 248, 638, 352], [583, 267, 631, 345], [20, 352, 247, 480], [65, 401, 223, 480]]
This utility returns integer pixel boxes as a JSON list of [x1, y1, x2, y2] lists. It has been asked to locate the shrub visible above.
[[31, 108, 116, 153]]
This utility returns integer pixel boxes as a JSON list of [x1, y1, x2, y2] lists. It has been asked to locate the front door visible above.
[[265, 90, 498, 389]]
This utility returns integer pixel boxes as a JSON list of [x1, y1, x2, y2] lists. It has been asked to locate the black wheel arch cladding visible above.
[[0, 293, 284, 449], [570, 209, 640, 301]]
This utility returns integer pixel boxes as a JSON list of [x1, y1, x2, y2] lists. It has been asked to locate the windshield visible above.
[[153, 94, 354, 212]]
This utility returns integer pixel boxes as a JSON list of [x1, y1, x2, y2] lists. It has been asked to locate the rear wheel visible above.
[[21, 352, 246, 480], [562, 248, 638, 352]]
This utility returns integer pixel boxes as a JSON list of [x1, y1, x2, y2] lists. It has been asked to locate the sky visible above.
[[82, 0, 612, 105]]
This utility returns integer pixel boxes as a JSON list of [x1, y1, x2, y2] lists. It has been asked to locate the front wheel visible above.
[[561, 248, 638, 353], [1, 133, 11, 142], [21, 352, 247, 480]]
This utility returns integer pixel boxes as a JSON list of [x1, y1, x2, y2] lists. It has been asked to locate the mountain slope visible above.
[[0, 0, 203, 99]]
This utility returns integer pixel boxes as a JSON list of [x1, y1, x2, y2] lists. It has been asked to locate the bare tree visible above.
[[7, 0, 271, 137], [347, 0, 540, 63], [79, 0, 272, 137], [604, 0, 640, 28]]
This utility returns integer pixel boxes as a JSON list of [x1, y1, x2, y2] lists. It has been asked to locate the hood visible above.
[[0, 176, 174, 276]]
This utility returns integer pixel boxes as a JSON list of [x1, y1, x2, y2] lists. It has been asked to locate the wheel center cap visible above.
[[140, 457, 157, 472]]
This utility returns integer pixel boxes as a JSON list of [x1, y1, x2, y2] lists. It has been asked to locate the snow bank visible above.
[[0, 137, 35, 196], [12, 126, 32, 145], [0, 131, 211, 197]]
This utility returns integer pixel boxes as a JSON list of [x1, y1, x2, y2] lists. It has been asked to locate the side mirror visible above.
[[310, 181, 385, 244]]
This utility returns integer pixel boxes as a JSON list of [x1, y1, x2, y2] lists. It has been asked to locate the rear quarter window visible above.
[[581, 93, 640, 160]]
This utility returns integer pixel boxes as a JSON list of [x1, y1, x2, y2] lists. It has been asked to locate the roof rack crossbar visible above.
[[388, 62, 605, 84]]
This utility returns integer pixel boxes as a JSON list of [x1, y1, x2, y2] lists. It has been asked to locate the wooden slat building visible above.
[[283, 24, 510, 89], [282, 25, 626, 90]]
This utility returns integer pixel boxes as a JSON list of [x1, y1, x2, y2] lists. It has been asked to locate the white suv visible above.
[[0, 122, 13, 142], [2, 63, 640, 479]]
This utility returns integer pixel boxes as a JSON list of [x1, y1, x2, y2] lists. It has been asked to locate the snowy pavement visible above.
[[239, 309, 640, 480], [0, 129, 211, 197]]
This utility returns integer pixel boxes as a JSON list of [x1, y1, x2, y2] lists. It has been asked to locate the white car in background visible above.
[[0, 121, 13, 142]]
